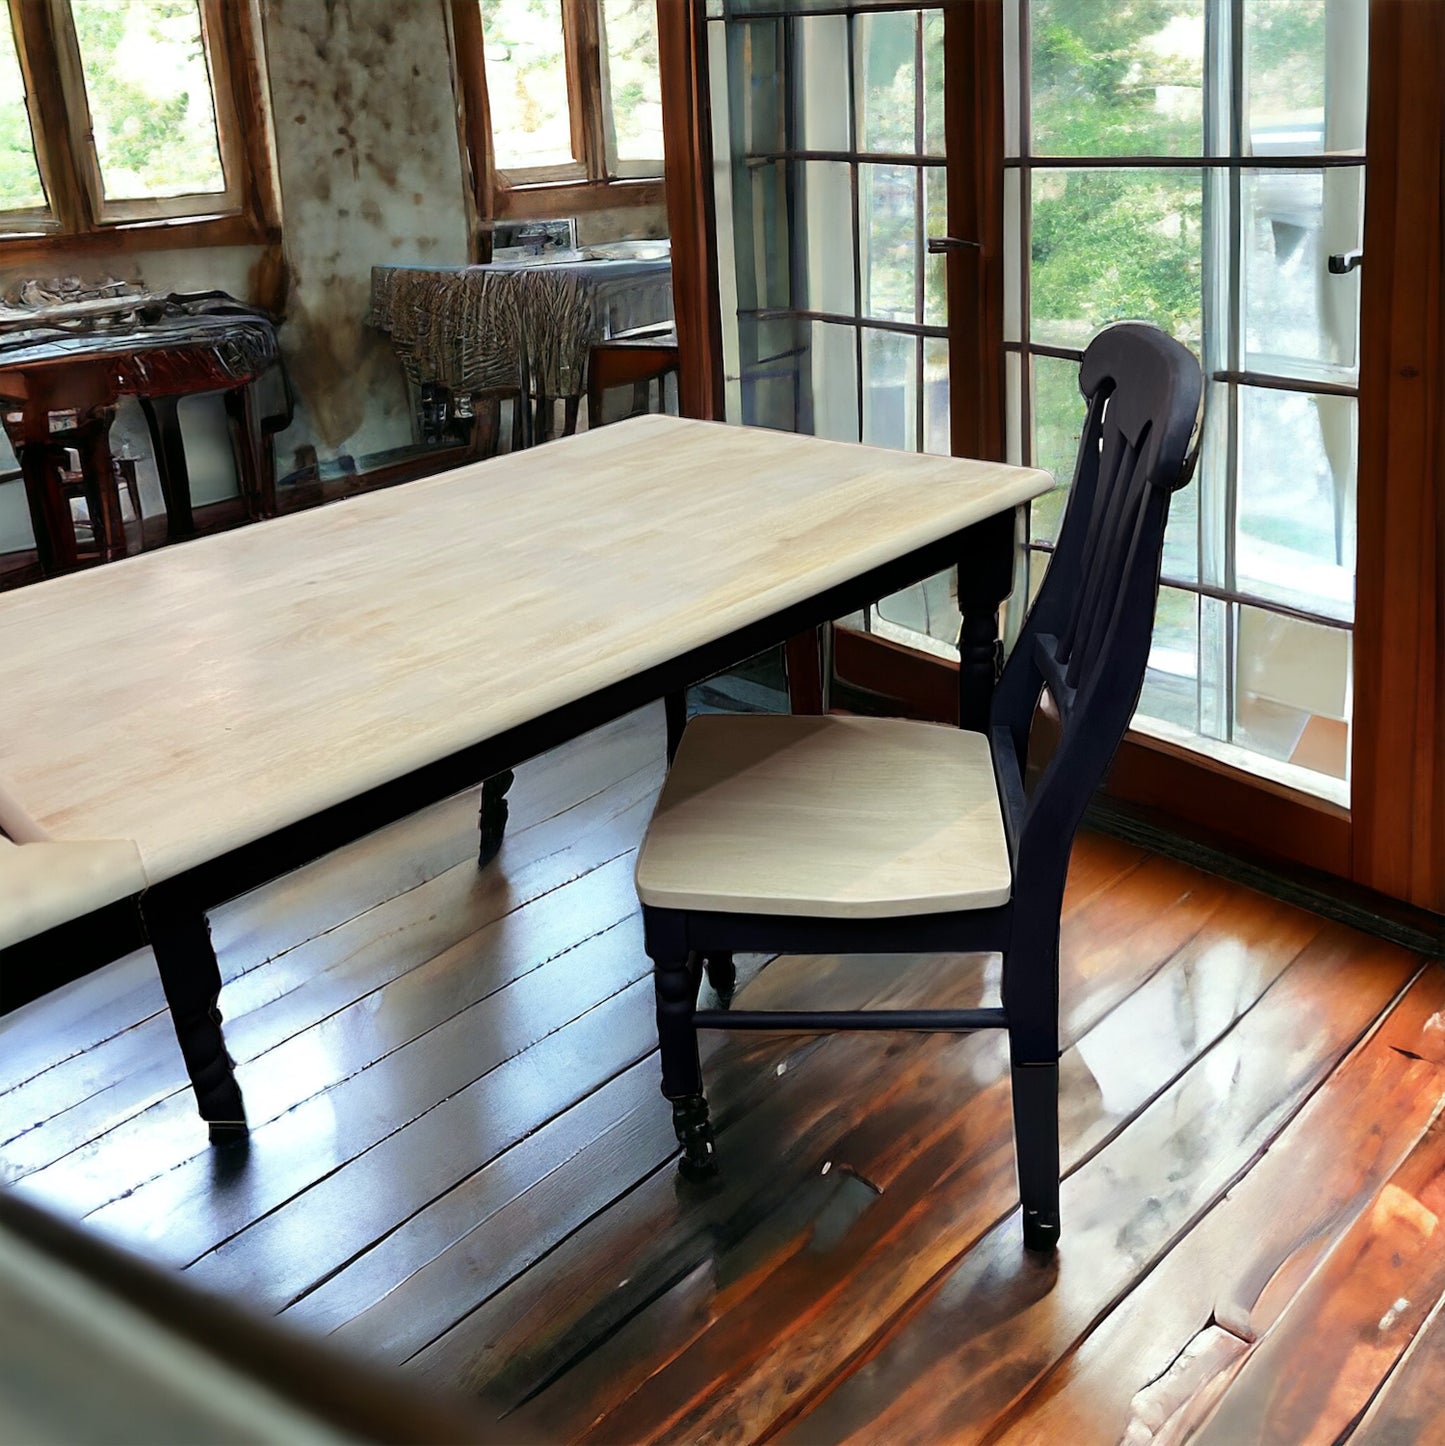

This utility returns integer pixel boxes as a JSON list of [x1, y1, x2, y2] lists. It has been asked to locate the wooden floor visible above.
[[3, 704, 1443, 1444]]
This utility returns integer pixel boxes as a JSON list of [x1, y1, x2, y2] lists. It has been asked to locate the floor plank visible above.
[[992, 961, 1445, 1445], [0, 703, 1432, 1446]]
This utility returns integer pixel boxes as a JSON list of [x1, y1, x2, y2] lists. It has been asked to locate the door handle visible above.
[[927, 236, 981, 254], [1328, 249, 1362, 274]]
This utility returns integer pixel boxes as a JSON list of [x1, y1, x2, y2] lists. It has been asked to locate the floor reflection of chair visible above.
[[632, 322, 1203, 1254]]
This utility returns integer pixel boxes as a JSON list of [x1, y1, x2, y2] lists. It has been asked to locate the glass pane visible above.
[[71, 0, 225, 200], [861, 163, 917, 322], [730, 18, 784, 155], [856, 9, 916, 154], [1243, 167, 1363, 375], [807, 321, 859, 444], [602, 0, 663, 163], [875, 569, 960, 649], [1029, 354, 1081, 544], [0, 7, 44, 210], [923, 167, 946, 327], [923, 336, 949, 456], [1234, 605, 1351, 781], [738, 159, 792, 312], [480, 0, 576, 171], [794, 15, 850, 152], [922, 9, 945, 156], [1138, 586, 1200, 733], [1030, 0, 1205, 158], [801, 161, 855, 314], [862, 327, 916, 451], [1244, 0, 1367, 157], [1236, 387, 1355, 622], [1031, 169, 1203, 349]]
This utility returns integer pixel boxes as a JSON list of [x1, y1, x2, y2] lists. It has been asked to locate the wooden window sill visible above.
[[0, 212, 276, 266]]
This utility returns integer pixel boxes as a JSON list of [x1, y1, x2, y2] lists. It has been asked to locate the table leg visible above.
[[140, 883, 247, 1139], [140, 394, 196, 541], [74, 407, 127, 563], [17, 432, 75, 576], [957, 507, 1018, 732], [478, 769, 516, 868], [225, 383, 277, 520]]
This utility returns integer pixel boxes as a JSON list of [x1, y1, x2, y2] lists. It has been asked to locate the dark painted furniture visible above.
[[632, 324, 1204, 1253], [0, 294, 287, 575]]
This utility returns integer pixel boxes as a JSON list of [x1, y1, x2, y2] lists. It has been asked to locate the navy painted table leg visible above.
[[140, 883, 247, 1139], [478, 769, 515, 867]]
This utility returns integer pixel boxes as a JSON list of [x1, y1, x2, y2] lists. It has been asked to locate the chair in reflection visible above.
[[632, 322, 1203, 1254]]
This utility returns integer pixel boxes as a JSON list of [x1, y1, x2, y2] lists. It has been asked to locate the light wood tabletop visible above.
[[0, 415, 1051, 889]]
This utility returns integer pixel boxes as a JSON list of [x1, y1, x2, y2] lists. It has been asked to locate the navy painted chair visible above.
[[632, 322, 1203, 1253]]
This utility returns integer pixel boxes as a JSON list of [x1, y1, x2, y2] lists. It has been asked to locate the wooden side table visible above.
[[0, 305, 285, 575]]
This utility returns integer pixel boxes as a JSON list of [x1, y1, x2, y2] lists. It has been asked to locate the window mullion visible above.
[[11, 0, 93, 231], [564, 0, 608, 182]]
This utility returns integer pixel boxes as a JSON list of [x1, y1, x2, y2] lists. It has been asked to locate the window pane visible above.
[[71, 0, 225, 201], [0, 8, 45, 210], [480, 0, 575, 171], [1029, 354, 1081, 544], [923, 167, 946, 327], [875, 568, 959, 648], [1138, 586, 1200, 733], [923, 335, 949, 455], [1031, 169, 1203, 349], [922, 9, 944, 156], [794, 15, 850, 152], [1243, 166, 1363, 375], [807, 320, 859, 444], [1236, 387, 1355, 621], [1030, 0, 1205, 158], [801, 161, 855, 315], [1234, 605, 1351, 782], [1244, 0, 1366, 157], [862, 327, 916, 451], [856, 9, 915, 154], [861, 163, 916, 322], [602, 0, 662, 163]]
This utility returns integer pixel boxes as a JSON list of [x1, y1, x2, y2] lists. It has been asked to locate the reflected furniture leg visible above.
[[73, 407, 127, 563], [140, 880, 247, 1138]]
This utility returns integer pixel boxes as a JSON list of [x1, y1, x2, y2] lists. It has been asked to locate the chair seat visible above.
[[635, 714, 1012, 919]]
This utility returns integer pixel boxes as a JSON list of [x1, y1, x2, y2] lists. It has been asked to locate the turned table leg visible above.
[[140, 881, 247, 1139], [956, 508, 1019, 731], [140, 394, 196, 541]]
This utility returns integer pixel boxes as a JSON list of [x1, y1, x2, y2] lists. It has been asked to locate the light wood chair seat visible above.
[[0, 834, 146, 952], [635, 713, 1012, 919]]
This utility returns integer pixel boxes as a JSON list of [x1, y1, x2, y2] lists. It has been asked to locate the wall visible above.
[[0, 0, 670, 553], [263, 0, 471, 472]]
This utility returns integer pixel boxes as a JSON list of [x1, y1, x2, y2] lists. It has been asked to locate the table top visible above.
[[0, 416, 1050, 886]]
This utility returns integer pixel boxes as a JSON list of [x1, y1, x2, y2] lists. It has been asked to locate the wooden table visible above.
[[0, 304, 282, 575], [0, 416, 1050, 1135]]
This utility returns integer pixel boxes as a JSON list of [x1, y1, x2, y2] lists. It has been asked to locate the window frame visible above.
[[457, 0, 666, 238], [0, 0, 279, 253]]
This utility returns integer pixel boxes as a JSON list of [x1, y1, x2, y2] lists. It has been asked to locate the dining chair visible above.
[[632, 322, 1203, 1253]]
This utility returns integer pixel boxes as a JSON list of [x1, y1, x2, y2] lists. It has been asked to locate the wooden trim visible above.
[[944, 0, 1006, 461], [9, 0, 84, 232], [565, 0, 607, 180], [656, 0, 724, 420], [0, 0, 276, 254], [493, 175, 666, 221], [448, 0, 493, 254], [1351, 0, 1445, 912], [832, 622, 1355, 881]]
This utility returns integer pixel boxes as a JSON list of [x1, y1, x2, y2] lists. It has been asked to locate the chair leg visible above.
[[652, 946, 715, 1179], [477, 768, 515, 868], [664, 689, 688, 764], [1010, 1057, 1060, 1253], [703, 952, 736, 1002]]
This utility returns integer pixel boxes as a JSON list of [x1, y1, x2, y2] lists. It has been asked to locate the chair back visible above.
[[990, 322, 1202, 896]]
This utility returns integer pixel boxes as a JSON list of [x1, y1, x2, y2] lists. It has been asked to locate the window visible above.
[[1006, 0, 1365, 804], [474, 0, 664, 189], [0, 0, 273, 242]]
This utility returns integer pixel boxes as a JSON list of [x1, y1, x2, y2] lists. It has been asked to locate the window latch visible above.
[[927, 236, 982, 254], [1328, 249, 1363, 274]]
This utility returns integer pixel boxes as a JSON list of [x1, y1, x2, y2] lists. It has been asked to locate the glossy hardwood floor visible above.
[[2, 703, 1441, 1445]]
